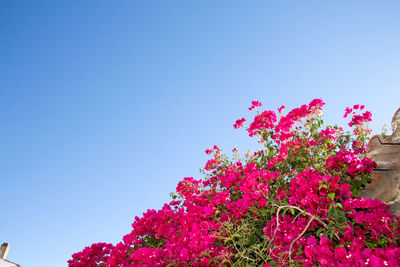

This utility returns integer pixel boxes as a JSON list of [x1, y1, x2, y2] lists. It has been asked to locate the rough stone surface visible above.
[[360, 107, 400, 216]]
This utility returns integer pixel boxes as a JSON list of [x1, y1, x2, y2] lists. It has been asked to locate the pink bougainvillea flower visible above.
[[233, 117, 246, 129], [249, 100, 262, 110]]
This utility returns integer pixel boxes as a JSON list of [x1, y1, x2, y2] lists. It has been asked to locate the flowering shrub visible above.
[[69, 243, 113, 267], [69, 99, 400, 266]]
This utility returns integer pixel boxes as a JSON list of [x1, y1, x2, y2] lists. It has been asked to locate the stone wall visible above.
[[360, 107, 400, 216]]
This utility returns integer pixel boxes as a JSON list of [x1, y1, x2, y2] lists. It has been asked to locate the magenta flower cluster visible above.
[[69, 99, 400, 266]]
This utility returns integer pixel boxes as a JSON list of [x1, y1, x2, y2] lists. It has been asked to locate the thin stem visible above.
[[288, 217, 314, 260]]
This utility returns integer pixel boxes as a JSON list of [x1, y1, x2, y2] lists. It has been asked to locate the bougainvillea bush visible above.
[[69, 99, 400, 266]]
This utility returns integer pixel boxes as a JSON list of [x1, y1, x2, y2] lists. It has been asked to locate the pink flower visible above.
[[278, 105, 285, 113], [249, 100, 262, 110], [179, 248, 189, 262], [233, 117, 246, 129], [204, 206, 215, 216], [363, 111, 372, 121], [247, 110, 277, 137], [309, 98, 325, 109], [344, 107, 353, 118]]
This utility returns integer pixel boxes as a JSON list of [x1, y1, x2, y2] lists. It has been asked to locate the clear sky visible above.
[[1, 1, 400, 266]]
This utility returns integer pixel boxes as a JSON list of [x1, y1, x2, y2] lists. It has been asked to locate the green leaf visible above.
[[221, 258, 230, 264], [329, 228, 335, 239], [366, 241, 377, 249], [327, 193, 335, 201], [289, 208, 295, 215], [319, 183, 328, 189], [337, 210, 346, 220], [267, 260, 279, 267], [282, 208, 288, 218], [316, 228, 324, 236]]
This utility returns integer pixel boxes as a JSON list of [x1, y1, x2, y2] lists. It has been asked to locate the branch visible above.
[[288, 217, 314, 260], [272, 204, 340, 241]]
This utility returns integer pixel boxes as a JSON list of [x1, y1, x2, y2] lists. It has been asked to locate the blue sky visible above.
[[1, 1, 400, 266]]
